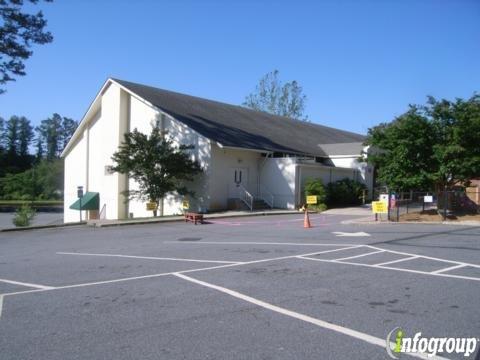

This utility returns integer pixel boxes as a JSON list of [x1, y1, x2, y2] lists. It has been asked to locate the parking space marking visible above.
[[366, 245, 480, 269], [431, 264, 467, 274], [165, 241, 360, 247], [334, 250, 384, 261], [297, 256, 480, 282], [2, 248, 352, 297], [374, 256, 419, 267], [57, 252, 241, 264], [174, 273, 439, 360], [0, 278, 55, 290], [0, 295, 3, 318]]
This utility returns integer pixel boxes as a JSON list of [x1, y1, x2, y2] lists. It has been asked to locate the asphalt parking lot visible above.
[[0, 213, 479, 360]]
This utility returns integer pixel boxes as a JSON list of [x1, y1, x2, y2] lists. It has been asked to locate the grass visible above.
[[0, 200, 63, 207]]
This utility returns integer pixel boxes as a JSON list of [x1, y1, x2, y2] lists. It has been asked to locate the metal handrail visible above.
[[259, 184, 274, 209], [238, 184, 254, 211], [99, 204, 107, 220]]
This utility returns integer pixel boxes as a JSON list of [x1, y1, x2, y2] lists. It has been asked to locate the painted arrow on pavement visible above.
[[332, 232, 370, 237]]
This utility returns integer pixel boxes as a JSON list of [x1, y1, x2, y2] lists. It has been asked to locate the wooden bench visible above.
[[184, 212, 204, 225]]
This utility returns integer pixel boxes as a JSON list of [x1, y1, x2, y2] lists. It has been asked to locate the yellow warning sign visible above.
[[182, 200, 190, 209], [146, 202, 158, 211], [306, 195, 318, 205], [372, 201, 388, 213]]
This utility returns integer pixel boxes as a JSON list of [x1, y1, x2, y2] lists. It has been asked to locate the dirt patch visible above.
[[399, 209, 480, 222]]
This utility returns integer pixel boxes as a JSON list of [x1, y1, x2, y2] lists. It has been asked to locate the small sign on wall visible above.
[[424, 195, 433, 203]]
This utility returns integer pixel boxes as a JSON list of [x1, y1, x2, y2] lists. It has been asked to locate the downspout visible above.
[[159, 113, 166, 216], [85, 126, 90, 221], [296, 160, 302, 206]]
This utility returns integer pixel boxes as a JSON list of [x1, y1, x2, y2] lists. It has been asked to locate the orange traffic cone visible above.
[[304, 209, 311, 228]]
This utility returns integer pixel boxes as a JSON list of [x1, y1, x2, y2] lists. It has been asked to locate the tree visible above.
[[5, 115, 19, 155], [243, 69, 308, 121], [59, 116, 77, 150], [364, 94, 480, 191], [35, 113, 76, 160], [0, 0, 53, 94], [0, 116, 5, 149], [427, 95, 480, 189], [0, 159, 63, 200], [18, 116, 33, 156], [111, 127, 203, 216]]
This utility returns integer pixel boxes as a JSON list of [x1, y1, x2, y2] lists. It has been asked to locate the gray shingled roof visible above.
[[113, 79, 365, 157], [317, 142, 364, 156]]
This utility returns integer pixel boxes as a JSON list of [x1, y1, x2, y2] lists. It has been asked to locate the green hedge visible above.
[[303, 177, 367, 209], [326, 178, 366, 207]]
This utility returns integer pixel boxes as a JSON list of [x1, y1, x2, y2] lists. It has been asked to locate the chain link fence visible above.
[[372, 187, 480, 222]]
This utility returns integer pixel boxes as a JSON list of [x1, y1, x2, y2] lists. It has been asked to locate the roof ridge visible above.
[[111, 78, 364, 138]]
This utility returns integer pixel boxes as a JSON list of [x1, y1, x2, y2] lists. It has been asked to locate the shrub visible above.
[[12, 204, 36, 227], [326, 178, 367, 207], [303, 178, 327, 211]]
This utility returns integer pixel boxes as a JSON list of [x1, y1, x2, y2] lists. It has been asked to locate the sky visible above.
[[1, 0, 479, 134]]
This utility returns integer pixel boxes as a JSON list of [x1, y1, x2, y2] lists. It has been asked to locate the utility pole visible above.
[[77, 186, 84, 222]]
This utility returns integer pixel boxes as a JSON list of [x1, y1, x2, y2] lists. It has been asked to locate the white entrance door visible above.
[[228, 167, 248, 198]]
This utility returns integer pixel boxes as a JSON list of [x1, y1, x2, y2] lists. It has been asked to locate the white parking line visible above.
[[298, 257, 480, 282], [374, 256, 419, 267], [366, 245, 480, 269], [174, 273, 440, 360], [0, 295, 3, 318], [0, 278, 55, 290], [3, 247, 353, 297], [334, 250, 384, 262], [165, 241, 359, 247], [431, 264, 467, 274], [57, 252, 240, 264]]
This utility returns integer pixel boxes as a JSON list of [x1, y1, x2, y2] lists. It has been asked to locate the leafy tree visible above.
[[326, 178, 367, 207], [0, 116, 5, 149], [0, 115, 34, 171], [34, 136, 43, 159], [35, 113, 76, 159], [243, 69, 308, 121], [365, 94, 480, 191], [427, 95, 480, 189], [59, 116, 77, 150], [111, 127, 203, 216], [5, 115, 19, 154], [0, 0, 53, 93], [18, 116, 33, 156], [0, 159, 63, 200], [365, 107, 437, 191]]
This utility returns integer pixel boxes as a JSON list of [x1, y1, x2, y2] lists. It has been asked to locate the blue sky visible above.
[[1, 0, 479, 134]]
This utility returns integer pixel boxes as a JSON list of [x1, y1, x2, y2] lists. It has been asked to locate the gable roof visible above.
[[112, 79, 365, 157]]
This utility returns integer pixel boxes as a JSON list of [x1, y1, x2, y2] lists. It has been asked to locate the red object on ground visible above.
[[184, 212, 204, 225]]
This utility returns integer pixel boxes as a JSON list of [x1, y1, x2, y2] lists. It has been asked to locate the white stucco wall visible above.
[[127, 95, 212, 217], [64, 80, 374, 221], [329, 155, 374, 196], [86, 85, 125, 220], [63, 133, 87, 223], [259, 158, 296, 209], [209, 145, 261, 210]]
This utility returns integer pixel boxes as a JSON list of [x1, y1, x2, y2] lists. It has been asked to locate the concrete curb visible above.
[[89, 210, 302, 228], [0, 221, 86, 232]]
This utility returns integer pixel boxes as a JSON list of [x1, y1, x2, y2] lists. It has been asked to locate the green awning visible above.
[[69, 192, 99, 210]]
